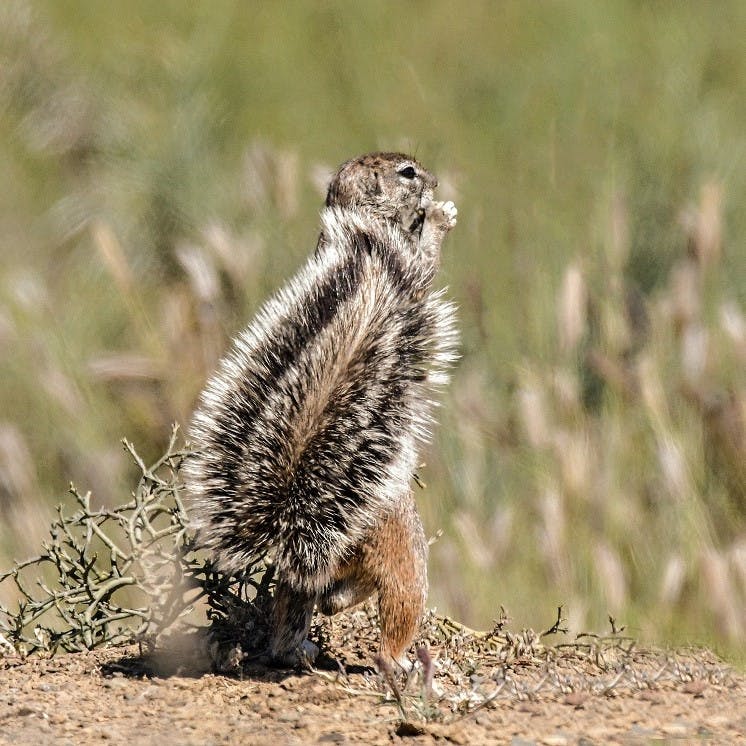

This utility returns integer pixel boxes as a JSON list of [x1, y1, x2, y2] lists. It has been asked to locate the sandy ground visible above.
[[1, 620, 745, 746]]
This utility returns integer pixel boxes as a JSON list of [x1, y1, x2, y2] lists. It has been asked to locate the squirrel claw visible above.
[[440, 200, 458, 228], [426, 200, 458, 231]]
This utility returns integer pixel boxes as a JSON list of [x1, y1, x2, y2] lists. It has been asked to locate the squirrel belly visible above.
[[184, 156, 458, 664]]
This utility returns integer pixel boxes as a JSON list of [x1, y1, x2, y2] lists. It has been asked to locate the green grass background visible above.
[[1, 1, 744, 656]]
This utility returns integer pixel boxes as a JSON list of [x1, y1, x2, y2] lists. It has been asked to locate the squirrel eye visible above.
[[397, 165, 417, 179]]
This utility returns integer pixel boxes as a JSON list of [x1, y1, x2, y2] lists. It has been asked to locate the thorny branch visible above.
[[0, 425, 211, 656]]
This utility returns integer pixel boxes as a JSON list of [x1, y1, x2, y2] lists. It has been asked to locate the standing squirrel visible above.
[[184, 152, 458, 666]]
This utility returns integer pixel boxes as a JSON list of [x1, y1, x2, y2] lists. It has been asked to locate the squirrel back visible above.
[[184, 205, 457, 593]]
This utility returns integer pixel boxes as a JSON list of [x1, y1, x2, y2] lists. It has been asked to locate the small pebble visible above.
[[541, 735, 568, 746], [661, 722, 688, 737], [277, 710, 299, 723]]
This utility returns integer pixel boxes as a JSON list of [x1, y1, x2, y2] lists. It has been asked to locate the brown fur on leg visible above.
[[319, 491, 428, 665], [374, 493, 428, 665]]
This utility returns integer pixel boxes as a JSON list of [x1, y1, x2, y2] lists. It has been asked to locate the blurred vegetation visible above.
[[0, 1, 744, 655]]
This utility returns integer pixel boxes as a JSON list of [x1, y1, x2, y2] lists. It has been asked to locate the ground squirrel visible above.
[[184, 152, 458, 666]]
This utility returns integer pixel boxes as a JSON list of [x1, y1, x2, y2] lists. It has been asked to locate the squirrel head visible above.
[[325, 152, 438, 235]]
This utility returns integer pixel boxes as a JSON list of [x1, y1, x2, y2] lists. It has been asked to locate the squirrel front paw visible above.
[[425, 200, 458, 232]]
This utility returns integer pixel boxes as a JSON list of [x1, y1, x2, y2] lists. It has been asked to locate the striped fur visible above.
[[184, 198, 457, 596]]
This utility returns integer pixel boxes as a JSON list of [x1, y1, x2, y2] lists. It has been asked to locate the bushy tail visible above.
[[183, 208, 457, 591]]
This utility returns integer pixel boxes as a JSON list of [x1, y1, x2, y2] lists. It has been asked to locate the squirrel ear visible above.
[[325, 176, 343, 207], [326, 165, 382, 207], [326, 166, 358, 207]]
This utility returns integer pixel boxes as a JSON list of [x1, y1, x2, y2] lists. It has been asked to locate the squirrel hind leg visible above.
[[375, 499, 428, 666], [270, 493, 428, 667], [319, 574, 376, 616], [333, 493, 429, 667], [318, 563, 376, 615], [269, 579, 318, 665]]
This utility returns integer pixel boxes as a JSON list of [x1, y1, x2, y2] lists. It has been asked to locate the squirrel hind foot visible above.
[[269, 639, 320, 669]]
